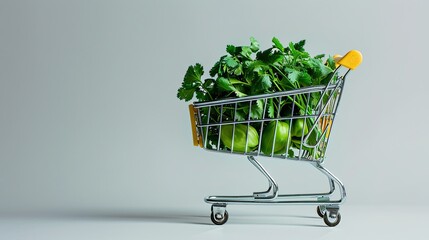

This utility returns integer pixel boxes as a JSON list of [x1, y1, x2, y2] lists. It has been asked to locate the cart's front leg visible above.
[[247, 156, 279, 199], [312, 162, 347, 203]]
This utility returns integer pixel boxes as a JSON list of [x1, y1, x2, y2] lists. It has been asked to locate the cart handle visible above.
[[189, 104, 202, 147], [333, 50, 362, 70]]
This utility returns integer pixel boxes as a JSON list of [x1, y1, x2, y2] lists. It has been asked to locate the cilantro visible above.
[[177, 64, 204, 101], [178, 37, 338, 105], [178, 37, 339, 158], [250, 37, 260, 52], [272, 37, 285, 52]]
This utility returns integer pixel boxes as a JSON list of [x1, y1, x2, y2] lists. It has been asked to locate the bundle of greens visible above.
[[177, 37, 338, 159], [178, 37, 335, 103]]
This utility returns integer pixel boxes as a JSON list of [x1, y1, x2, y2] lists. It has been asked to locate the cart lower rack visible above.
[[188, 50, 362, 227]]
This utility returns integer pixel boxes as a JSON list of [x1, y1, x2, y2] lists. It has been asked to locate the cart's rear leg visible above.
[[312, 162, 345, 226], [248, 156, 279, 199]]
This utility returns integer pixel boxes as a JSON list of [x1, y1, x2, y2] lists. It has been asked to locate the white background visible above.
[[1, 0, 428, 239]]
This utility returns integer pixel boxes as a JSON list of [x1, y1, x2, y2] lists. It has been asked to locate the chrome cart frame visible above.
[[188, 50, 362, 227]]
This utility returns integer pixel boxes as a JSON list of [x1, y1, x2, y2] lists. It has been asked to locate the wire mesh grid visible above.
[[193, 73, 345, 162]]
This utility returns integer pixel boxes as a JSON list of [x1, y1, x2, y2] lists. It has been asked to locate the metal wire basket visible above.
[[188, 50, 362, 227]]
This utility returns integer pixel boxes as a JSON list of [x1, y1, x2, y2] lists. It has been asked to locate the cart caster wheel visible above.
[[323, 211, 341, 227], [211, 210, 229, 225], [317, 206, 326, 218]]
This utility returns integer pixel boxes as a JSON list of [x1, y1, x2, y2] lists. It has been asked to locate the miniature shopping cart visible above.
[[188, 50, 362, 227]]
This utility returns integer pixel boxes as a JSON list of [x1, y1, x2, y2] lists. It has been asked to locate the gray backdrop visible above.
[[1, 0, 428, 214]]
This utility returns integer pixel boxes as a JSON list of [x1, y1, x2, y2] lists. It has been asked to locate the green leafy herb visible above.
[[177, 64, 204, 101], [177, 37, 339, 159]]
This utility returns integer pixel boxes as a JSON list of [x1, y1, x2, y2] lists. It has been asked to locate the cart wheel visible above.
[[323, 211, 341, 227], [211, 210, 229, 225], [317, 206, 326, 218]]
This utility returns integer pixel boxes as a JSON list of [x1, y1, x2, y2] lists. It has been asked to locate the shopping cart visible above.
[[188, 50, 362, 227]]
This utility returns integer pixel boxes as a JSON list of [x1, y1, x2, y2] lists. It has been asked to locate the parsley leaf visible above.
[[177, 88, 195, 101], [177, 64, 204, 101], [250, 99, 264, 119], [250, 37, 260, 52], [272, 37, 284, 52]]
